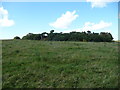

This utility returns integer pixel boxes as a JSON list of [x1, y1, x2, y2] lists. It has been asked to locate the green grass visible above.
[[2, 40, 119, 88]]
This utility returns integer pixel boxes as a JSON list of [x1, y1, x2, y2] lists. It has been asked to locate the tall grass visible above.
[[2, 40, 118, 88]]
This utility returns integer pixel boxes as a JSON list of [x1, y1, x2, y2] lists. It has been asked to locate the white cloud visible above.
[[49, 10, 79, 29], [86, 0, 120, 8], [0, 7, 14, 27], [63, 20, 112, 33], [82, 20, 112, 31]]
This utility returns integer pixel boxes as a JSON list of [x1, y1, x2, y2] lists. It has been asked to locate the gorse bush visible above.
[[14, 36, 21, 39], [21, 30, 113, 42]]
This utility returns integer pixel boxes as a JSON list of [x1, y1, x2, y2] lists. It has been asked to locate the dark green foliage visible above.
[[22, 30, 113, 42], [50, 30, 54, 34], [14, 36, 20, 39], [22, 33, 41, 40]]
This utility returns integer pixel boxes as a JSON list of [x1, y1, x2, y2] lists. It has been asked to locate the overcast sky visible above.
[[0, 0, 119, 40]]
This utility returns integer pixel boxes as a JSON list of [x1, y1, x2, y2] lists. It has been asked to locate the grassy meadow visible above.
[[2, 40, 119, 88]]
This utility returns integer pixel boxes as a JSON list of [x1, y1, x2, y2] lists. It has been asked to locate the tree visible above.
[[50, 30, 54, 34], [14, 36, 20, 39]]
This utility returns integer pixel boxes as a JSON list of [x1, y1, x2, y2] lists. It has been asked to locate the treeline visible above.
[[15, 30, 114, 42]]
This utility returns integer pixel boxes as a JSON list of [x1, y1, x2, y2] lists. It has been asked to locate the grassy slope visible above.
[[2, 40, 118, 88]]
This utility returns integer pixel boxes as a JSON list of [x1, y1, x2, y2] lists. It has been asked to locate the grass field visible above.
[[2, 40, 119, 88]]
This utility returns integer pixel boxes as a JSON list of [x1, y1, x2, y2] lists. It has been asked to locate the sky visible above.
[[0, 0, 119, 40]]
